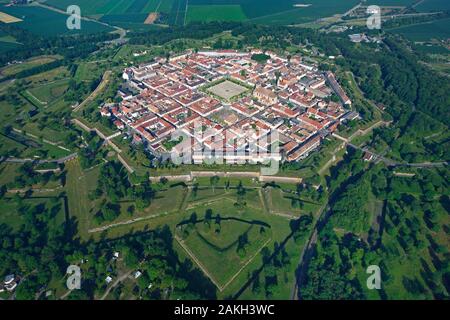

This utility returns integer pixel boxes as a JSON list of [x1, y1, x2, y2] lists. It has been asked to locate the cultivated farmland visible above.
[[416, 0, 450, 12], [388, 17, 450, 41], [43, 0, 362, 27], [0, 10, 22, 23], [45, 0, 172, 28], [0, 5, 113, 36], [187, 0, 359, 25], [186, 5, 246, 23]]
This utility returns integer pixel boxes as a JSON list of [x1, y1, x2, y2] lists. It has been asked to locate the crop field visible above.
[[186, 4, 246, 23], [186, 0, 359, 25], [389, 17, 450, 41], [45, 0, 173, 25], [0, 5, 113, 36], [416, 0, 450, 12], [0, 10, 22, 23], [45, 0, 165, 15], [45, 0, 126, 15], [44, 0, 361, 26], [367, 0, 415, 5]]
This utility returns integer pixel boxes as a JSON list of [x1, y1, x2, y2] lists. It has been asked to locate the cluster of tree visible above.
[[0, 183, 217, 300], [212, 38, 236, 50], [301, 229, 367, 299], [330, 174, 371, 235], [290, 214, 313, 244], [300, 157, 450, 299], [78, 131, 105, 169], [236, 232, 250, 257], [128, 22, 243, 46], [234, 181, 247, 209], [383, 12, 450, 29], [251, 53, 270, 63], [334, 36, 449, 160], [66, 76, 101, 105], [117, 227, 216, 299], [296, 182, 324, 203], [13, 60, 63, 80], [0, 24, 118, 67], [32, 110, 78, 144], [252, 243, 291, 298], [93, 162, 154, 223], [372, 112, 448, 163], [0, 195, 71, 300], [0, 163, 65, 191]]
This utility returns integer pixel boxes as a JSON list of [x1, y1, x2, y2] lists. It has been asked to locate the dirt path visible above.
[[88, 211, 169, 233], [100, 271, 133, 300], [59, 290, 72, 300]]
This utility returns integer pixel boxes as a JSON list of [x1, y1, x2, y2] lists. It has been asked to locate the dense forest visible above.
[[300, 149, 449, 299]]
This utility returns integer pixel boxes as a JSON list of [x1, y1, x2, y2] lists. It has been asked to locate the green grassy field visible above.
[[74, 62, 100, 82], [91, 183, 187, 230], [27, 79, 70, 104], [177, 207, 272, 289], [25, 66, 70, 85], [0, 163, 22, 186], [264, 187, 321, 217], [65, 159, 92, 240], [0, 56, 59, 78]]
